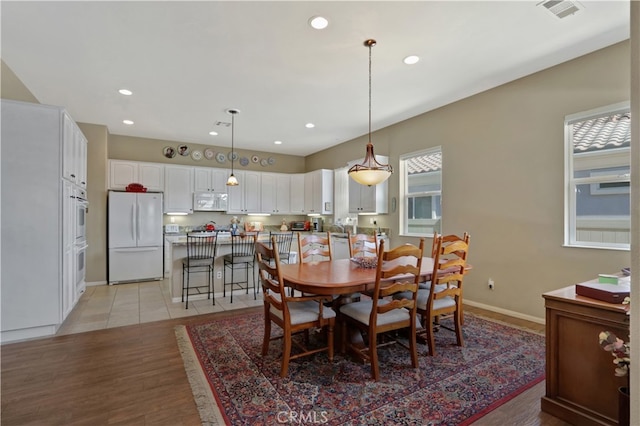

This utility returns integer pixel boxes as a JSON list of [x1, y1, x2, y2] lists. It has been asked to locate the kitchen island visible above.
[[165, 233, 289, 302]]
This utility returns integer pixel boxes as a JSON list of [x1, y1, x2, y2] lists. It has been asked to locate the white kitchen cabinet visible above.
[[62, 111, 88, 188], [348, 156, 389, 214], [194, 167, 228, 193], [261, 172, 291, 214], [289, 173, 306, 214], [164, 165, 194, 214], [227, 170, 261, 213], [304, 169, 333, 215], [1, 100, 87, 343], [108, 160, 164, 192]]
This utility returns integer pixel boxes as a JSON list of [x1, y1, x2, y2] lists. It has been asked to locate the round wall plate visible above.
[[191, 150, 202, 161], [239, 157, 249, 167], [267, 157, 275, 165], [204, 148, 215, 160], [216, 152, 227, 163], [163, 146, 176, 158], [260, 158, 268, 167], [251, 155, 260, 163], [228, 152, 239, 161]]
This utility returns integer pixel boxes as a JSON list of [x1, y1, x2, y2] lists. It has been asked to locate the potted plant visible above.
[[599, 296, 631, 426]]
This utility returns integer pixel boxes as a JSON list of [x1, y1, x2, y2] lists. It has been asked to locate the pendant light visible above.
[[348, 39, 393, 186], [226, 108, 239, 186]]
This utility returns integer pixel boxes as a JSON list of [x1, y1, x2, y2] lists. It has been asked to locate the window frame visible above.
[[564, 101, 631, 250], [399, 146, 442, 237]]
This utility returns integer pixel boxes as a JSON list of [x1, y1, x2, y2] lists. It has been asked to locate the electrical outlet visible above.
[[488, 278, 495, 290], [216, 270, 222, 279]]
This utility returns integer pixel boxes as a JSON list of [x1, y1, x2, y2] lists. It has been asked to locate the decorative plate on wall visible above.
[[178, 144, 190, 156], [228, 152, 239, 162], [251, 155, 260, 163], [260, 158, 268, 167], [163, 146, 176, 158], [267, 157, 275, 165], [204, 148, 215, 160], [216, 152, 227, 163], [239, 157, 249, 167], [191, 150, 203, 161]]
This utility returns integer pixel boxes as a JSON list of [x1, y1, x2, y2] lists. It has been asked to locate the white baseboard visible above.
[[86, 280, 107, 287], [464, 299, 545, 325]]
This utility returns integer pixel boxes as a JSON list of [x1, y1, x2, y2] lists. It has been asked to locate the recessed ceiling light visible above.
[[123, 119, 134, 125], [118, 89, 133, 96], [209, 131, 218, 136], [305, 123, 315, 128], [274, 140, 282, 145], [309, 16, 328, 30], [403, 55, 420, 65]]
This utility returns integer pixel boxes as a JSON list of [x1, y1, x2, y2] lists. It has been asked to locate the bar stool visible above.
[[223, 232, 258, 303], [182, 232, 217, 309], [269, 231, 294, 264]]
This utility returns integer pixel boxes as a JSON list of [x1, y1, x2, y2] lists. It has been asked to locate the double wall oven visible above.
[[74, 188, 88, 295]]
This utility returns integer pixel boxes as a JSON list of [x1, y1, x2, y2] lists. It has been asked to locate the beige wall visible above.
[[79, 123, 109, 283], [1, 60, 38, 103], [109, 134, 306, 173], [308, 41, 631, 320]]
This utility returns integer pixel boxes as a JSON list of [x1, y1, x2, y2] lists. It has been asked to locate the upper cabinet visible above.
[[109, 160, 164, 192], [348, 156, 389, 214], [289, 173, 306, 214], [304, 169, 333, 215], [62, 112, 88, 188], [261, 173, 291, 214], [194, 167, 228, 193], [227, 170, 261, 214], [164, 165, 193, 214]]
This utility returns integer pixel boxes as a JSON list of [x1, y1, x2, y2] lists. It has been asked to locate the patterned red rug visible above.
[[176, 312, 545, 425]]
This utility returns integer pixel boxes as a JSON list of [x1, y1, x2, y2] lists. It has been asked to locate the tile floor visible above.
[[57, 279, 263, 335]]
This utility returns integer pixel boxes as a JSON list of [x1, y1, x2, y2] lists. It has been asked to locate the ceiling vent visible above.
[[539, 0, 582, 19], [215, 121, 231, 127]]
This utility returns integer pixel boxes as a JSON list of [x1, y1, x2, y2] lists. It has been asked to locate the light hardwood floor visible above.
[[1, 284, 569, 425]]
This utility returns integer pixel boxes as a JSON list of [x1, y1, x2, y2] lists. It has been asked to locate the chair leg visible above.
[[262, 306, 271, 356], [454, 308, 464, 347], [185, 268, 190, 310], [426, 315, 436, 356], [281, 329, 292, 378], [327, 325, 334, 362], [409, 319, 418, 368], [369, 331, 379, 381]]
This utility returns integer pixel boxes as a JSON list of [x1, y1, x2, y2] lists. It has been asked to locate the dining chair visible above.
[[182, 232, 217, 309], [269, 231, 294, 264], [297, 232, 332, 263], [256, 237, 336, 378], [416, 232, 469, 356], [347, 232, 378, 258], [223, 232, 258, 303], [340, 238, 425, 381]]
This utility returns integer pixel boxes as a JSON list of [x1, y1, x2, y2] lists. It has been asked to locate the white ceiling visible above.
[[1, 1, 630, 157]]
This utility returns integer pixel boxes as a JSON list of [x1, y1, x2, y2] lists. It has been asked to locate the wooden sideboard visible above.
[[542, 285, 630, 426]]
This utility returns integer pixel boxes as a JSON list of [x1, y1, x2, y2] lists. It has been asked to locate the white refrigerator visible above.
[[108, 191, 164, 284]]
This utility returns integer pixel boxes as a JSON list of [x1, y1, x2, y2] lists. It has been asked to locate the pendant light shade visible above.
[[226, 108, 240, 186], [348, 39, 392, 187]]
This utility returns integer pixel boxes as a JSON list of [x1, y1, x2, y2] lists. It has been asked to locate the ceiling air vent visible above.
[[539, 0, 582, 19], [215, 121, 231, 127]]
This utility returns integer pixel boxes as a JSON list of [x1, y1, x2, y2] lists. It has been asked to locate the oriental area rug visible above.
[[175, 312, 545, 425]]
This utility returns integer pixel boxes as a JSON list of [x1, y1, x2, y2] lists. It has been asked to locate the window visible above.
[[565, 102, 631, 250], [400, 147, 442, 236]]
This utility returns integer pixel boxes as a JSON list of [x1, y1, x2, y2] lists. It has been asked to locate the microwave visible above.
[[193, 192, 228, 211]]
